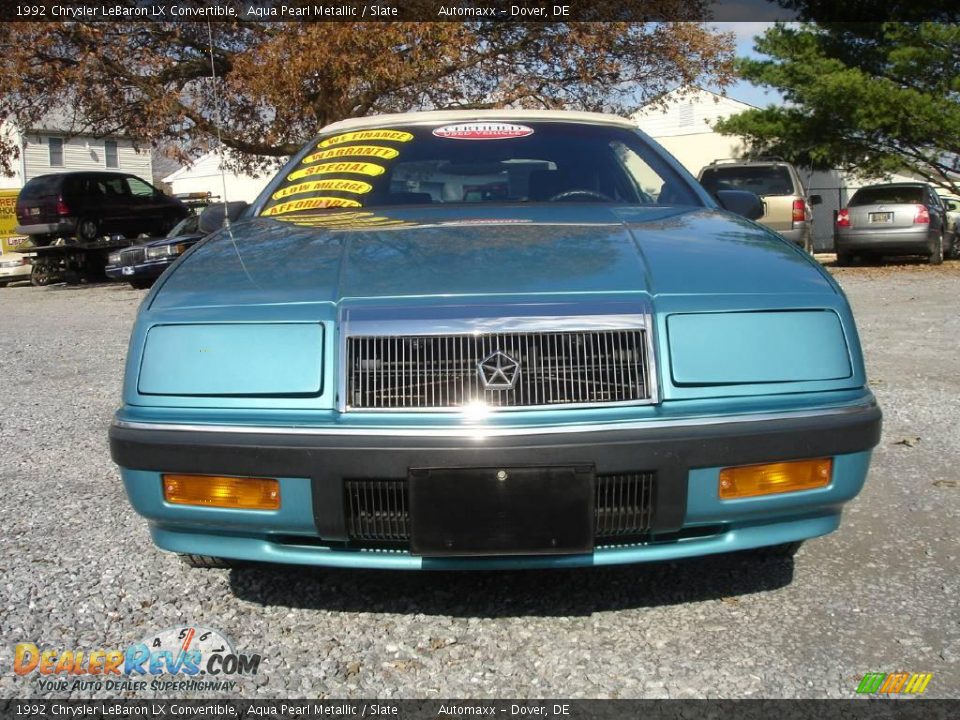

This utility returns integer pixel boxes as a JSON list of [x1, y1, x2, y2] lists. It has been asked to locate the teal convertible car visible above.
[[109, 111, 881, 570]]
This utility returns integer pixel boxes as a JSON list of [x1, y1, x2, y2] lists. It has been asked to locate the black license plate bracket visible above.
[[408, 465, 594, 557]]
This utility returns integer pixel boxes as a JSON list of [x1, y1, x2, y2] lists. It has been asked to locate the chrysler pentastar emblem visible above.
[[478, 350, 520, 390]]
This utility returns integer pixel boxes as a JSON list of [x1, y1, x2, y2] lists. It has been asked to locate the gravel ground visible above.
[[0, 259, 958, 700]]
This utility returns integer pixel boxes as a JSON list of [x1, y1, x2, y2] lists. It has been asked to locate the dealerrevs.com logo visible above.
[[13, 626, 261, 693]]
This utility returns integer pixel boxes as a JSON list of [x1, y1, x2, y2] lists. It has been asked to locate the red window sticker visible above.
[[432, 123, 535, 140]]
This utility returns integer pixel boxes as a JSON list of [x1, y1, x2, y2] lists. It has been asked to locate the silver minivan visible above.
[[836, 183, 947, 265]]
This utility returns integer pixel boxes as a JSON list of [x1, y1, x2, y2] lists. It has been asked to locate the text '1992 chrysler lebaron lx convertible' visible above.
[[109, 110, 881, 571]]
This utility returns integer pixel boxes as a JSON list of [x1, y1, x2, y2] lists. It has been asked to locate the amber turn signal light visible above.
[[719, 458, 832, 499], [163, 474, 280, 510]]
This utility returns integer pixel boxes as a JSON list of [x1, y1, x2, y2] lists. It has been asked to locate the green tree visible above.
[[714, 23, 960, 194], [0, 21, 734, 177]]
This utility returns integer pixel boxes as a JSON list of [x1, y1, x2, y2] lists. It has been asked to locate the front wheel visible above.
[[752, 541, 803, 559], [949, 232, 960, 260], [178, 554, 239, 569], [929, 232, 944, 265], [129, 278, 154, 290]]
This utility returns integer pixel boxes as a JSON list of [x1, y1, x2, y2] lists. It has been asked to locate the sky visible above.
[[710, 22, 786, 108]]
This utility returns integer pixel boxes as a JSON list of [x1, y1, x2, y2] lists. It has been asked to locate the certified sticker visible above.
[[432, 122, 535, 140]]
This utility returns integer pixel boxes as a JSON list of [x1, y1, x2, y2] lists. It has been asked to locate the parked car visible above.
[[0, 253, 31, 286], [15, 171, 189, 245], [836, 182, 948, 265], [938, 193, 960, 259], [109, 110, 881, 571], [105, 214, 205, 289], [698, 158, 821, 253]]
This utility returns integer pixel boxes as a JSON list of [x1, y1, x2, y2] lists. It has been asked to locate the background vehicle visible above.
[[14, 172, 188, 245], [836, 182, 947, 265], [938, 193, 960, 259], [698, 159, 821, 252], [105, 214, 205, 289]]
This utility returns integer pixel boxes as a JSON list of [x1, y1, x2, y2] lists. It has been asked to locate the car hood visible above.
[[150, 205, 834, 310]]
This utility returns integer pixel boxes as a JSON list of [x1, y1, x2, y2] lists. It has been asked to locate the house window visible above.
[[49, 137, 64, 167], [104, 140, 118, 168]]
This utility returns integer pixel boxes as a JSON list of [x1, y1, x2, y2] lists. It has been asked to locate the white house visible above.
[[163, 151, 279, 204], [0, 110, 152, 191], [633, 87, 753, 176]]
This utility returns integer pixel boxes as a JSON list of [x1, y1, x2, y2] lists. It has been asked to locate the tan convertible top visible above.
[[320, 109, 638, 135]]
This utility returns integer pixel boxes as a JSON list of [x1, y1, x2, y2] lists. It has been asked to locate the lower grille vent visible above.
[[344, 472, 655, 545]]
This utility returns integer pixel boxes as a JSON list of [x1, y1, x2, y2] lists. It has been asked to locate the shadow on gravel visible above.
[[227, 553, 794, 617]]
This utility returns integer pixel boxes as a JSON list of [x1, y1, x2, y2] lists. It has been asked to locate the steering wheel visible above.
[[548, 189, 615, 203]]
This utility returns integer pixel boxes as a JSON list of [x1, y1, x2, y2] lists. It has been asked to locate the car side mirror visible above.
[[198, 201, 250, 234], [715, 189, 764, 221], [809, 194, 823, 206]]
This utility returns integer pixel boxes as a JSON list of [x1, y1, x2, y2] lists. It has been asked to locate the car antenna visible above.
[[207, 21, 232, 230]]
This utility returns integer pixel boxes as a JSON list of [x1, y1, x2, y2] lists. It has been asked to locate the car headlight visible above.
[[107, 251, 123, 265], [146, 244, 182, 260]]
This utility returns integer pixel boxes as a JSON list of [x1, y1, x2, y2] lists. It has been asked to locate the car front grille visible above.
[[346, 330, 651, 410], [119, 247, 146, 266], [344, 472, 655, 545]]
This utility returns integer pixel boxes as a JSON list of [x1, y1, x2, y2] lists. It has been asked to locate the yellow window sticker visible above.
[[262, 197, 362, 216], [287, 162, 386, 181], [318, 130, 414, 148], [303, 145, 400, 163], [272, 179, 373, 201]]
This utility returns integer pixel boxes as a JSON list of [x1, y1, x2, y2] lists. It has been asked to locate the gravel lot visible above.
[[1, 259, 958, 700]]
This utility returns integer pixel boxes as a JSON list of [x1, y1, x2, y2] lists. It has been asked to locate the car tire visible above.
[[949, 232, 960, 260], [30, 263, 54, 286], [178, 554, 239, 569], [753, 541, 804, 559], [929, 232, 944, 265], [835, 251, 854, 266], [76, 217, 100, 242], [129, 278, 154, 290]]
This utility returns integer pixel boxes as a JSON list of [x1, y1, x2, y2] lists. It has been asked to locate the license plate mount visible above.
[[409, 466, 595, 557]]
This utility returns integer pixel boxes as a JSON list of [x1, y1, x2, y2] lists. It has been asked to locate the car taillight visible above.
[[837, 208, 850, 227], [792, 199, 807, 223], [914, 204, 930, 224], [56, 196, 70, 215]]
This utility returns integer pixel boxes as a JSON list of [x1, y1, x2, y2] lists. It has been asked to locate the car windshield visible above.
[[258, 121, 703, 217], [699, 165, 795, 197], [849, 186, 924, 206], [167, 215, 199, 237]]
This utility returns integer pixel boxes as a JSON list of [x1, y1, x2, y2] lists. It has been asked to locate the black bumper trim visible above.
[[110, 402, 881, 540]]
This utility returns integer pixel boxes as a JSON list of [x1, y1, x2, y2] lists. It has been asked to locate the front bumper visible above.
[[111, 399, 881, 568], [105, 259, 172, 281]]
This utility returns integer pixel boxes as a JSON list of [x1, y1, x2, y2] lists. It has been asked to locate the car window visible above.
[[98, 176, 131, 198], [20, 176, 63, 199], [127, 177, 157, 198], [258, 122, 703, 217], [849, 186, 923, 206], [699, 165, 794, 196], [942, 198, 960, 211], [167, 215, 199, 237]]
